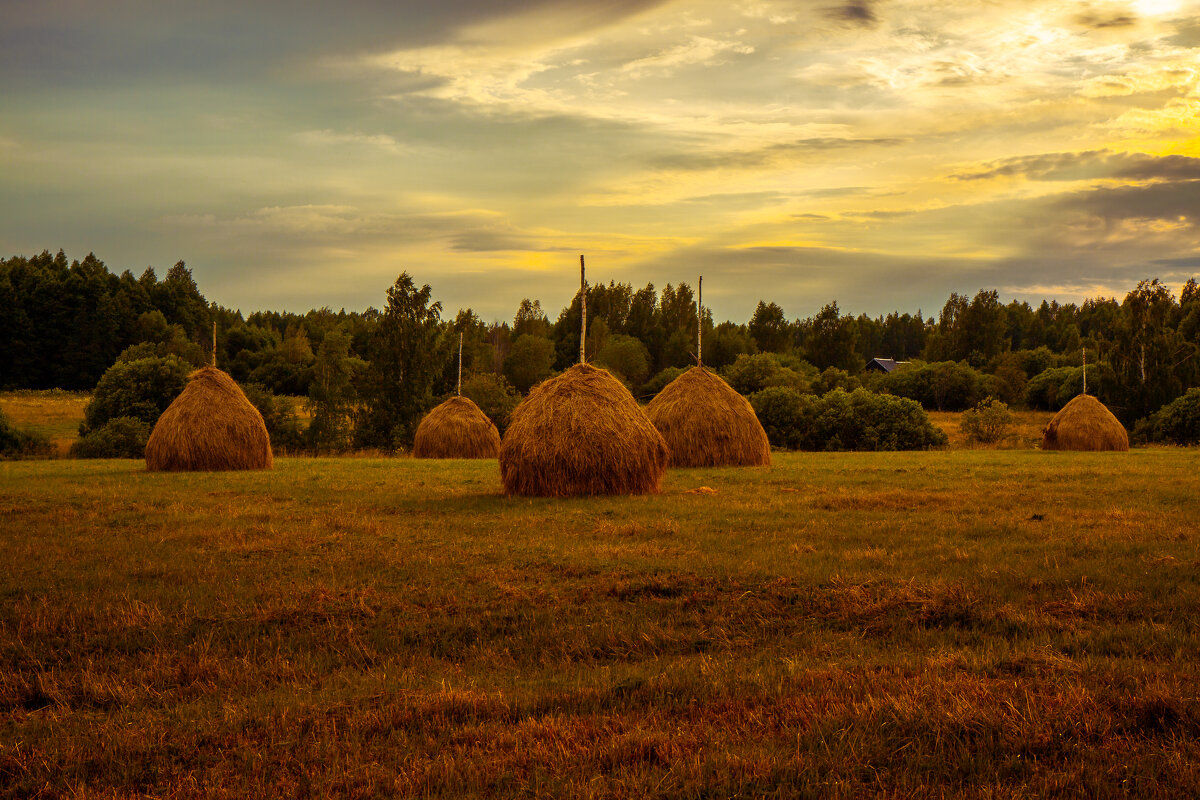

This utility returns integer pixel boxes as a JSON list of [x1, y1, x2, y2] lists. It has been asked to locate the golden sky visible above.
[[2, 0, 1198, 321]]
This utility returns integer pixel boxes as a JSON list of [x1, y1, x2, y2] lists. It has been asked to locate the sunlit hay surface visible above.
[[144, 366, 273, 471], [645, 366, 770, 468], [412, 396, 501, 459], [1041, 394, 1129, 452], [499, 363, 668, 496]]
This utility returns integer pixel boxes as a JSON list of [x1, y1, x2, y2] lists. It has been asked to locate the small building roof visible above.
[[865, 357, 906, 373]]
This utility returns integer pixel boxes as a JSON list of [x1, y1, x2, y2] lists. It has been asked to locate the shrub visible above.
[[750, 387, 946, 451], [639, 367, 688, 401], [0, 408, 52, 459], [722, 353, 813, 395], [879, 360, 988, 411], [961, 396, 1014, 444], [1024, 364, 1118, 411], [594, 335, 652, 389], [746, 386, 816, 450], [1134, 389, 1200, 445], [70, 416, 152, 459], [80, 355, 191, 436], [242, 383, 306, 453], [461, 372, 521, 434]]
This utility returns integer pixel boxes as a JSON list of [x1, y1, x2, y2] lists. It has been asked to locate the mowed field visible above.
[[3, 444, 1200, 797]]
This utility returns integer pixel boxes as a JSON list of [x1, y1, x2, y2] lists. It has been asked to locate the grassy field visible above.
[[3, 449, 1199, 797], [0, 391, 90, 456]]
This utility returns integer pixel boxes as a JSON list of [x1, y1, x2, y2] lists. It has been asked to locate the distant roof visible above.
[[865, 357, 906, 373]]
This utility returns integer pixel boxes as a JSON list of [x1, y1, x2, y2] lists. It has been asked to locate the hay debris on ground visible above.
[[1040, 394, 1129, 452], [413, 396, 501, 459], [645, 366, 771, 467], [145, 366, 273, 471], [499, 363, 668, 496]]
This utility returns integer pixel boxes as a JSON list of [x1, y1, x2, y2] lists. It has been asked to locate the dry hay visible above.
[[1041, 394, 1129, 452], [413, 395, 501, 459], [645, 366, 771, 468], [145, 366, 273, 471], [499, 363, 668, 496]]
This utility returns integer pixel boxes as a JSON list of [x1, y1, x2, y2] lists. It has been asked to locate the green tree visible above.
[[306, 328, 366, 452], [80, 355, 191, 435], [355, 273, 443, 450], [595, 334, 652, 388], [504, 334, 556, 393], [748, 301, 790, 353], [803, 302, 859, 372]]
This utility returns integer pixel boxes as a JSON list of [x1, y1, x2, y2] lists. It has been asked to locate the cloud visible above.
[[647, 136, 907, 172], [1073, 10, 1138, 30], [822, 1, 881, 29], [953, 150, 1200, 182]]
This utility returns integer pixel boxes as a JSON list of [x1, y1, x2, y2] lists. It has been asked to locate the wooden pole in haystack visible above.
[[697, 275, 703, 366], [1082, 347, 1088, 396], [457, 331, 463, 396], [579, 254, 587, 365], [212, 321, 217, 367]]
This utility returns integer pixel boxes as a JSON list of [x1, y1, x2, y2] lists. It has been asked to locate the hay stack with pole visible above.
[[145, 364, 273, 471], [1041, 352, 1128, 451], [413, 333, 502, 459], [645, 276, 770, 467], [499, 256, 668, 496]]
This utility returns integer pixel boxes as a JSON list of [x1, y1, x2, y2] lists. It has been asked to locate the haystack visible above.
[[413, 395, 501, 459], [499, 363, 668, 496], [646, 366, 770, 467], [145, 366, 273, 471], [1041, 394, 1129, 452]]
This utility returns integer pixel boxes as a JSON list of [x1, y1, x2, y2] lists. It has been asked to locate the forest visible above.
[[3, 249, 1199, 453]]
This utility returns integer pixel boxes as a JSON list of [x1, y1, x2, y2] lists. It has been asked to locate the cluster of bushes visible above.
[[1134, 389, 1200, 445], [749, 387, 946, 451], [0, 408, 51, 459]]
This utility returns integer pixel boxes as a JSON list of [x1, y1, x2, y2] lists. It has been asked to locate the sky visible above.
[[2, 0, 1198, 324]]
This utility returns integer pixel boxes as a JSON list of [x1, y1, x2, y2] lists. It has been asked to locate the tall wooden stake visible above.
[[579, 254, 587, 365], [697, 275, 703, 366], [212, 321, 217, 367], [457, 332, 463, 396], [1082, 347, 1087, 396]]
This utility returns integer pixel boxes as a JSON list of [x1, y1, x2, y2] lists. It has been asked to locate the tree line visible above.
[[3, 250, 1199, 449]]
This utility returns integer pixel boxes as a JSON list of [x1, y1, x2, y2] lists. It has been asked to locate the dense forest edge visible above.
[[3, 249, 1199, 455]]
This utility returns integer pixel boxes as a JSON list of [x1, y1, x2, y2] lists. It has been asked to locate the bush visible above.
[[1024, 364, 1118, 411], [70, 417, 151, 458], [594, 335, 652, 389], [1134, 388, 1200, 445], [0, 408, 52, 459], [960, 396, 1014, 444], [242, 383, 305, 453], [461, 372, 521, 434], [879, 360, 988, 411], [81, 355, 191, 436], [639, 367, 688, 401], [750, 387, 946, 451], [722, 353, 813, 395]]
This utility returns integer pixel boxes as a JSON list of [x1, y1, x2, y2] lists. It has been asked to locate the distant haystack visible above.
[[413, 395, 501, 459], [145, 366, 273, 471], [499, 363, 668, 496], [1041, 394, 1129, 452], [646, 366, 770, 467]]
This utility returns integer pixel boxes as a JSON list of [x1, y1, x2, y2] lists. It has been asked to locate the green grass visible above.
[[0, 390, 91, 456], [3, 451, 1199, 797]]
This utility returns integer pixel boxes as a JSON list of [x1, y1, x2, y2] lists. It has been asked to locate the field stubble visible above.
[[2, 450, 1200, 797]]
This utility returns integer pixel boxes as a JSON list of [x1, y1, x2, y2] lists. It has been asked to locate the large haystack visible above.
[[499, 363, 668, 496], [1041, 394, 1129, 452], [145, 366, 273, 471], [413, 395, 501, 459], [646, 366, 770, 467]]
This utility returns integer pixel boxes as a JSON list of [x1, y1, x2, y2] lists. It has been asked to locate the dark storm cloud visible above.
[[0, 0, 670, 90], [954, 151, 1200, 182], [822, 1, 881, 29], [1054, 180, 1200, 225], [649, 137, 906, 172]]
